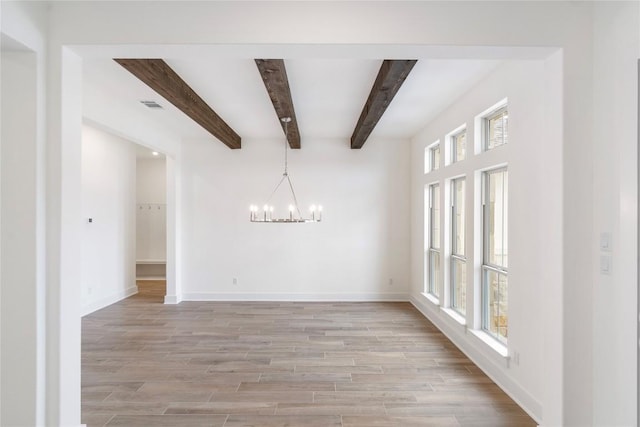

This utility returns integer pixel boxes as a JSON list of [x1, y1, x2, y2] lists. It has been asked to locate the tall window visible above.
[[428, 183, 441, 297], [482, 168, 508, 343], [451, 178, 466, 315], [484, 107, 508, 151], [451, 129, 466, 163]]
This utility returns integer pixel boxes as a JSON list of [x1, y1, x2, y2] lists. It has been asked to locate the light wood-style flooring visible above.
[[82, 281, 536, 426]]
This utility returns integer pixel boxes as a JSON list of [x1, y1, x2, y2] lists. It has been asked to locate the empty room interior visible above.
[[1, 1, 639, 426]]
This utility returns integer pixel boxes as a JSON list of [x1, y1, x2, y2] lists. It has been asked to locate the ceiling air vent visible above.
[[140, 100, 163, 109]]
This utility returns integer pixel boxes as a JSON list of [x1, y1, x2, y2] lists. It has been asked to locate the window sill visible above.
[[422, 292, 440, 306], [469, 329, 508, 358], [442, 307, 466, 326]]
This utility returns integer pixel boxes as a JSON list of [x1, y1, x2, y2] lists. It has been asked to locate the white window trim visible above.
[[474, 98, 508, 155], [480, 166, 509, 345], [451, 255, 467, 315], [427, 183, 441, 298], [442, 307, 466, 326], [446, 124, 467, 165], [450, 177, 466, 316], [425, 140, 441, 173], [469, 329, 508, 358], [423, 292, 440, 307], [484, 107, 508, 151], [423, 146, 430, 174]]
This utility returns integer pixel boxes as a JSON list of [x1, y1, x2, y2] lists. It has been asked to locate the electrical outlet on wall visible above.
[[388, 278, 394, 286], [232, 277, 238, 285]]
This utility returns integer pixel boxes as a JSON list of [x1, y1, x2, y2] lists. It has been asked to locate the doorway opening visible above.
[[135, 146, 167, 302], [80, 123, 173, 314]]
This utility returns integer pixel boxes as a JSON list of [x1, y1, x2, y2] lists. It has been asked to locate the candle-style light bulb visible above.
[[310, 205, 316, 220], [318, 205, 323, 221], [288, 204, 294, 221]]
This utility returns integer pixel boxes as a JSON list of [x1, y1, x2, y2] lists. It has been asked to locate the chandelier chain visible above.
[[284, 119, 289, 175]]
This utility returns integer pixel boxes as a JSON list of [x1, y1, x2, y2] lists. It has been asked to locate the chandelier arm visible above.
[[285, 174, 303, 218], [266, 174, 287, 205]]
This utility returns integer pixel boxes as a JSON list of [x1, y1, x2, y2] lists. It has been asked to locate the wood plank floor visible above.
[[82, 282, 536, 426]]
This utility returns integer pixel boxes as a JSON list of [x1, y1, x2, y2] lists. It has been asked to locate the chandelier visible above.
[[250, 117, 322, 223]]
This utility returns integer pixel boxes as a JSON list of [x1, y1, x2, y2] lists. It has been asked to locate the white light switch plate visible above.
[[600, 232, 611, 251], [600, 255, 611, 275]]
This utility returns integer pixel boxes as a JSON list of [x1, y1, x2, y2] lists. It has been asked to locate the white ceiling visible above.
[[83, 53, 503, 147]]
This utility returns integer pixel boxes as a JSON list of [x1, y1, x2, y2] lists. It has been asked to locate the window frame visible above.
[[425, 141, 441, 174], [427, 183, 441, 298], [481, 167, 509, 344], [450, 128, 467, 164], [450, 177, 466, 315], [483, 106, 509, 152], [430, 143, 441, 172]]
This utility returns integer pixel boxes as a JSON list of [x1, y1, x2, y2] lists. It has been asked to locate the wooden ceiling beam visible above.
[[255, 59, 301, 149], [114, 58, 241, 149], [350, 60, 417, 149]]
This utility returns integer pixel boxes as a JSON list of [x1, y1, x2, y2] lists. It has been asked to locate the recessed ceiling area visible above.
[[81, 45, 539, 147], [134, 143, 165, 160]]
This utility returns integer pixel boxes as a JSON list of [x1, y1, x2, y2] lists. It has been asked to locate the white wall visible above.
[[81, 124, 137, 315], [137, 158, 166, 204], [136, 158, 167, 267], [1, 2, 48, 425], [410, 59, 562, 423], [180, 136, 410, 300], [1, 48, 42, 427], [591, 2, 639, 425]]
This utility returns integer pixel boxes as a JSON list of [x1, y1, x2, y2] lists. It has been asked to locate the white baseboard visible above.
[[164, 294, 181, 304], [180, 292, 409, 302], [81, 286, 138, 316], [410, 294, 542, 424]]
